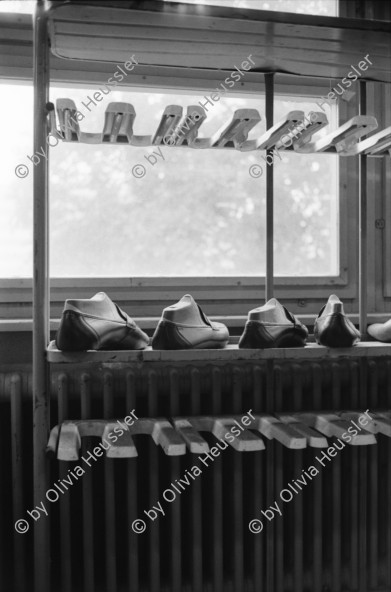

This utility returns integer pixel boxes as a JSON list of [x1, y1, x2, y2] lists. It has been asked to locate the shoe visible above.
[[152, 294, 229, 350], [238, 298, 308, 349], [368, 319, 391, 342], [55, 292, 149, 351], [314, 294, 360, 347]]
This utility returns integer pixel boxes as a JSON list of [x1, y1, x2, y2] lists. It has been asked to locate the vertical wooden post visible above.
[[265, 73, 274, 301], [33, 1, 50, 591], [358, 80, 367, 337]]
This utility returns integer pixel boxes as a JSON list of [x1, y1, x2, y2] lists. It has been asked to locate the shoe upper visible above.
[[55, 292, 149, 351], [314, 294, 360, 348], [368, 319, 391, 343], [239, 298, 308, 349], [152, 294, 229, 350]]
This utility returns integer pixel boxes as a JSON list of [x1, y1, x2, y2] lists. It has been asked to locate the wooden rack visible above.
[[32, 3, 391, 591], [47, 411, 391, 459], [49, 98, 391, 155]]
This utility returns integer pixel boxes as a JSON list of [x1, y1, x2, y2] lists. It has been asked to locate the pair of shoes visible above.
[[239, 294, 360, 349], [55, 292, 149, 351], [368, 320, 391, 343], [55, 292, 229, 351]]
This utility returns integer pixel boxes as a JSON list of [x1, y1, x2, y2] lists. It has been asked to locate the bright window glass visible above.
[[0, 83, 338, 278], [163, 0, 339, 16], [0, 1, 34, 13]]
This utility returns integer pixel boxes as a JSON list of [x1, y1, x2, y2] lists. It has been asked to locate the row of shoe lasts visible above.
[[55, 292, 387, 352]]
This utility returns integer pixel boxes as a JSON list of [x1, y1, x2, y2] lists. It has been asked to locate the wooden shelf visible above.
[[47, 341, 391, 364], [47, 1, 391, 83]]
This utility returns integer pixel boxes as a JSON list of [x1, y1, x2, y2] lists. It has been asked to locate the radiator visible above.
[[2, 357, 391, 592]]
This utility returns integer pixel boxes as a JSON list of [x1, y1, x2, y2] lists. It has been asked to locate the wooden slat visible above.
[[102, 102, 135, 143], [298, 412, 377, 445], [152, 105, 182, 145], [56, 98, 80, 141], [372, 411, 391, 436], [57, 422, 81, 461], [242, 110, 303, 151], [212, 418, 265, 452], [172, 419, 209, 454], [350, 125, 391, 156], [297, 115, 378, 154], [254, 415, 307, 449], [103, 424, 138, 458], [151, 419, 186, 456], [277, 414, 328, 448], [46, 425, 59, 456], [173, 106, 206, 148], [210, 109, 261, 149], [284, 112, 328, 151]]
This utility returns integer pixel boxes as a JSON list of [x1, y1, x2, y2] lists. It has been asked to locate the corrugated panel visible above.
[[48, 2, 391, 82]]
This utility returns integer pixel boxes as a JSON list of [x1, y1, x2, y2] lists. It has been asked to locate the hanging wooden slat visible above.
[[210, 108, 261, 149], [172, 418, 210, 453], [276, 413, 328, 448], [298, 412, 377, 445], [242, 110, 304, 151], [350, 125, 391, 156], [212, 418, 265, 451], [289, 111, 328, 150], [297, 115, 378, 154], [152, 105, 183, 145], [253, 415, 307, 449], [172, 105, 206, 147], [102, 423, 138, 458], [102, 102, 135, 143]]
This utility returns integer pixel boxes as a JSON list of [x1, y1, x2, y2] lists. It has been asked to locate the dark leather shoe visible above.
[[55, 292, 149, 351], [368, 319, 391, 342], [239, 298, 308, 349], [314, 294, 360, 347], [152, 294, 229, 350]]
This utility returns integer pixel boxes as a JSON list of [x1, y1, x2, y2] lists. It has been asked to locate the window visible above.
[[1, 84, 338, 278]]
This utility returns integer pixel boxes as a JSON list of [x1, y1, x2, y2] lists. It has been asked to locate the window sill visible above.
[[47, 341, 391, 365]]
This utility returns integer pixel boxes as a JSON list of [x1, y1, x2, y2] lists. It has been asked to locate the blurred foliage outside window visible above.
[[1, 84, 338, 277]]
